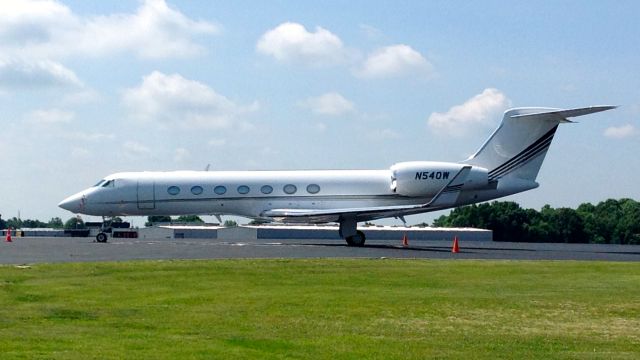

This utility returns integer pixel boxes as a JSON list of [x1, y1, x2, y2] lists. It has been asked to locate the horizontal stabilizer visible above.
[[510, 105, 617, 122]]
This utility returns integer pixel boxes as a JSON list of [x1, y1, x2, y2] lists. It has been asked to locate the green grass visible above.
[[0, 259, 639, 359]]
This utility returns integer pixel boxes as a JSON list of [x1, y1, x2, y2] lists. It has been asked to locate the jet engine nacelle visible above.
[[390, 161, 489, 197]]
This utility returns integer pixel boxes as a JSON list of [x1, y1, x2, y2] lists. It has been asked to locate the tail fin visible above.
[[464, 106, 616, 182]]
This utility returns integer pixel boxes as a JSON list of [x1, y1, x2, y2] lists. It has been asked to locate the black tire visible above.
[[345, 236, 354, 246], [96, 233, 108, 243], [346, 230, 366, 247]]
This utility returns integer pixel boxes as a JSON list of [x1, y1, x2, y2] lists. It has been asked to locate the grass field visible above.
[[0, 259, 639, 359]]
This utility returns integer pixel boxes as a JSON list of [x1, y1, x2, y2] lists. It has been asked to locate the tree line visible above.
[[432, 199, 640, 244], [0, 216, 98, 230], [0, 216, 65, 230]]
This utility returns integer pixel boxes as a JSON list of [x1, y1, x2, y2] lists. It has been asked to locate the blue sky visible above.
[[1, 0, 638, 225]]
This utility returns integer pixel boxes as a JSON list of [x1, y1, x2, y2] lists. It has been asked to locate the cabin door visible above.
[[137, 181, 156, 210]]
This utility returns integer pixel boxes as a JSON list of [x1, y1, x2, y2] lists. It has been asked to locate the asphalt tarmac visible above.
[[1, 236, 639, 264]]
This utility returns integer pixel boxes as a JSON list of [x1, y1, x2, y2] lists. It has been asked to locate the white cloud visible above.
[[603, 124, 638, 139], [0, 59, 82, 89], [70, 147, 91, 159], [256, 22, 349, 66], [359, 24, 383, 40], [357, 44, 433, 79], [0, 0, 219, 60], [62, 88, 101, 105], [256, 23, 435, 80], [0, 0, 74, 46], [238, 121, 257, 132], [62, 131, 115, 142], [173, 147, 190, 162], [207, 139, 227, 147], [122, 141, 151, 158], [24, 108, 74, 124], [123, 71, 258, 129], [314, 122, 328, 132], [261, 146, 280, 156], [299, 92, 355, 116], [427, 88, 511, 137], [367, 128, 401, 141]]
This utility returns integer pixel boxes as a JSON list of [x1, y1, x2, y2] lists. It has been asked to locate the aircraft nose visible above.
[[58, 193, 84, 213]]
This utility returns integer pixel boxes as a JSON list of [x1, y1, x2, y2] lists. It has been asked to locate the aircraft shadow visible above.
[[305, 243, 550, 253], [306, 243, 457, 253]]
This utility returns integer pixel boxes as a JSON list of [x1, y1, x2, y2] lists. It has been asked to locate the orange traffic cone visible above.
[[402, 233, 409, 247], [452, 236, 459, 253], [5, 227, 12, 242]]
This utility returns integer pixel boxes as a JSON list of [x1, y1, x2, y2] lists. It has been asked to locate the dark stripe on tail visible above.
[[488, 125, 558, 181]]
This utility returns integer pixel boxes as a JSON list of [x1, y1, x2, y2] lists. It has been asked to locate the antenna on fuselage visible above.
[[204, 164, 211, 171]]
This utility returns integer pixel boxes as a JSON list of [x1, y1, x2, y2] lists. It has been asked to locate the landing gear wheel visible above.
[[345, 236, 354, 246], [96, 232, 108, 243], [346, 230, 366, 247]]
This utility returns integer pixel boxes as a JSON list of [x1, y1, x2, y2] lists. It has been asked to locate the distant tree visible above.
[[576, 203, 600, 243], [175, 215, 204, 224], [6, 217, 22, 229], [223, 220, 238, 227], [64, 217, 87, 230], [593, 199, 624, 244], [145, 215, 172, 227], [539, 206, 585, 243], [48, 217, 64, 229], [614, 199, 640, 245], [0, 215, 6, 230], [434, 201, 531, 242], [21, 219, 48, 228], [432, 199, 640, 244]]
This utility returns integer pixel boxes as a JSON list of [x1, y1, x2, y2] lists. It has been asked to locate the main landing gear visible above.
[[339, 217, 366, 247], [345, 230, 366, 247]]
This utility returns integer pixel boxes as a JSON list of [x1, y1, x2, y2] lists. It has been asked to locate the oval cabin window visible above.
[[167, 186, 180, 195], [214, 186, 227, 195], [306, 184, 320, 194], [283, 184, 297, 194], [237, 185, 250, 194], [191, 186, 203, 195], [261, 185, 273, 194]]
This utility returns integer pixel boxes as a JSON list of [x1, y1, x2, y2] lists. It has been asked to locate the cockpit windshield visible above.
[[93, 179, 115, 188]]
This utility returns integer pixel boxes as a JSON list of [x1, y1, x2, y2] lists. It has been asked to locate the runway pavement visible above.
[[1, 236, 639, 264]]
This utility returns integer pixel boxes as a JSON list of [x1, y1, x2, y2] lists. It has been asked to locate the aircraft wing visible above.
[[262, 166, 471, 223]]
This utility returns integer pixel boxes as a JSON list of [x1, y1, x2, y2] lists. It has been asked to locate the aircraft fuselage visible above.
[[59, 162, 495, 221]]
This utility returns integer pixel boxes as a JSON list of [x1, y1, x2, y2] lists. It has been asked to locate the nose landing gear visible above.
[[95, 216, 113, 243], [96, 232, 108, 243]]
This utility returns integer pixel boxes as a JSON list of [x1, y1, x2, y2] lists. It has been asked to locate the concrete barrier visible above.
[[137, 225, 492, 242]]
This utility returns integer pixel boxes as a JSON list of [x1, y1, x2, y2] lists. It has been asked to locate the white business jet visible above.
[[59, 105, 615, 244]]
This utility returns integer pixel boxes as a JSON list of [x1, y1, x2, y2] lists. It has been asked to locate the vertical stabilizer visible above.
[[464, 106, 616, 182]]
